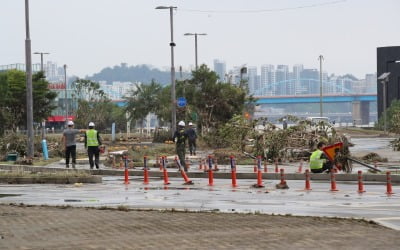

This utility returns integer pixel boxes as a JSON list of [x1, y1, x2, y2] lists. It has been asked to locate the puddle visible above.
[[0, 194, 21, 198]]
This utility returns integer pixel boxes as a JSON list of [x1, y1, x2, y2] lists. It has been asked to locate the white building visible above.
[[260, 64, 275, 96], [213, 59, 226, 82]]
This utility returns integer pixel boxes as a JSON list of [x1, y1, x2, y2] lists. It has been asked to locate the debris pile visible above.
[[209, 115, 354, 172]]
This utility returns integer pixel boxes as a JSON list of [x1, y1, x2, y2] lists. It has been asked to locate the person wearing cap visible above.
[[85, 122, 102, 169], [172, 121, 188, 171], [186, 122, 197, 156], [62, 120, 83, 169]]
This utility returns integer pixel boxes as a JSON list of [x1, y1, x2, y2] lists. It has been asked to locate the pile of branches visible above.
[[208, 115, 353, 172], [390, 138, 400, 151]]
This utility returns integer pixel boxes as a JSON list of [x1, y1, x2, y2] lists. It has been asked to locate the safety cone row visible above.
[[119, 154, 395, 195]]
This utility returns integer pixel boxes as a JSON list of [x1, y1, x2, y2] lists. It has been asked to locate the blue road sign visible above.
[[177, 97, 187, 107]]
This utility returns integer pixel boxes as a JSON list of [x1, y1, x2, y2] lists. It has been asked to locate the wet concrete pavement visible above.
[[1, 137, 400, 231]]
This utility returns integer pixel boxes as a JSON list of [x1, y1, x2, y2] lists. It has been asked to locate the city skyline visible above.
[[1, 0, 399, 79], [212, 60, 377, 96]]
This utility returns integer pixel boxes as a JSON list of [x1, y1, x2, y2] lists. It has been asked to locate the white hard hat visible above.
[[67, 120, 74, 126], [178, 121, 185, 126], [88, 122, 95, 127], [188, 122, 193, 126]]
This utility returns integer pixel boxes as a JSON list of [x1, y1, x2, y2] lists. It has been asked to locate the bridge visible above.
[[254, 93, 377, 125], [254, 93, 376, 104]]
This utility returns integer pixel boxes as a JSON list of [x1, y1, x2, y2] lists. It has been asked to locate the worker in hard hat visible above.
[[173, 121, 189, 171], [186, 122, 197, 156], [62, 120, 84, 169], [309, 142, 333, 173], [84, 122, 102, 169], [283, 118, 288, 130]]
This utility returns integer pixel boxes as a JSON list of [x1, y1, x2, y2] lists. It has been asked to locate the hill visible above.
[[88, 63, 189, 85]]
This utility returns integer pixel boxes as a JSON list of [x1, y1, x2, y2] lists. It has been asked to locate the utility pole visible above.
[[318, 55, 324, 117], [184, 33, 207, 70], [64, 64, 68, 126], [25, 0, 34, 159], [34, 52, 50, 73]]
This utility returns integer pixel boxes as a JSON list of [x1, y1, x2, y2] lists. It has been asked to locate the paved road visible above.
[[1, 204, 400, 250]]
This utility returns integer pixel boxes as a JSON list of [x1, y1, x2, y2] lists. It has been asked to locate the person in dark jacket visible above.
[[173, 121, 188, 171], [186, 122, 197, 156]]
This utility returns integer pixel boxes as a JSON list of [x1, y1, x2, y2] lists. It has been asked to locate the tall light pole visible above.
[[156, 6, 177, 135], [184, 33, 207, 69], [64, 64, 68, 126], [318, 55, 324, 117], [34, 52, 50, 73], [25, 0, 34, 158], [378, 72, 390, 134]]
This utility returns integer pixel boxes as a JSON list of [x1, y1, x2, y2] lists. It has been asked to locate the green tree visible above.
[[0, 70, 57, 134], [124, 80, 163, 130], [180, 65, 249, 134], [377, 99, 400, 133], [72, 78, 125, 131]]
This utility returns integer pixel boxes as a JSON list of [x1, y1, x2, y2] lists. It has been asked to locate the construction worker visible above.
[[62, 120, 83, 169], [173, 121, 188, 171], [186, 122, 197, 156], [283, 119, 288, 130], [309, 142, 332, 173], [85, 122, 102, 169]]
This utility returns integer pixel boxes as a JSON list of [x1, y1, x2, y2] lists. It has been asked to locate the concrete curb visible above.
[[0, 176, 102, 184], [1, 164, 399, 183]]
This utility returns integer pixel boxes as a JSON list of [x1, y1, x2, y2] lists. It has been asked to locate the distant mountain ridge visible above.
[[88, 63, 189, 85]]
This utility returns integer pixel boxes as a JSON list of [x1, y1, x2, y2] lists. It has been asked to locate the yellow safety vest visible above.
[[86, 129, 99, 147], [309, 149, 325, 169]]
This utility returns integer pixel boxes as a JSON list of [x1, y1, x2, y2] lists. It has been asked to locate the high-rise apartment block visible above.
[[213, 59, 226, 82]]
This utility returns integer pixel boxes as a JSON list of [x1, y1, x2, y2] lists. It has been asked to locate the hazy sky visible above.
[[1, 0, 399, 78]]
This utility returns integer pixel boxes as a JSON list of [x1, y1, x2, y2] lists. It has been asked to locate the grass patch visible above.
[[130, 143, 175, 160], [33, 157, 63, 166], [0, 169, 91, 178]]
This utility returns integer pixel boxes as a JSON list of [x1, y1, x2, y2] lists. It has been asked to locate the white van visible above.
[[306, 117, 330, 125]]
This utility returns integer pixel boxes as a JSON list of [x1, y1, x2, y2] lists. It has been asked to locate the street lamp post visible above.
[[378, 72, 391, 134], [318, 55, 324, 117], [64, 64, 68, 126], [25, 0, 34, 158], [34, 52, 50, 73], [184, 33, 207, 69], [156, 6, 177, 135]]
